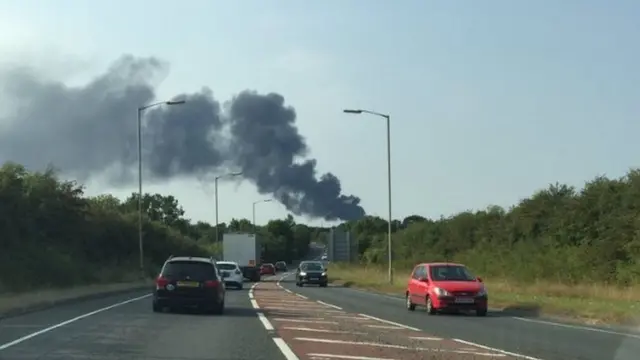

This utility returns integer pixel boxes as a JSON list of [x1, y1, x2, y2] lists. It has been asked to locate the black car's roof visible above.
[[166, 256, 215, 264]]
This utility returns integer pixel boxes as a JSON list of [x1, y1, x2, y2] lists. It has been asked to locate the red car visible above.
[[405, 262, 488, 316], [260, 263, 276, 275]]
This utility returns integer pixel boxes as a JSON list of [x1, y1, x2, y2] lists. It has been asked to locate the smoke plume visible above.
[[0, 55, 365, 221]]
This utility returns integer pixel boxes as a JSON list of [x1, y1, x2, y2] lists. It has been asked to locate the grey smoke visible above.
[[0, 55, 365, 221]]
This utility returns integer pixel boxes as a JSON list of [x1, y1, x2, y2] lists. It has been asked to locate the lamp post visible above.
[[252, 199, 273, 234], [343, 108, 393, 284], [137, 100, 186, 276], [214, 172, 244, 243]]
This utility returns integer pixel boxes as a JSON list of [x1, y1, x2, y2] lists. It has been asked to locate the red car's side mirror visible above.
[[477, 277, 483, 283]]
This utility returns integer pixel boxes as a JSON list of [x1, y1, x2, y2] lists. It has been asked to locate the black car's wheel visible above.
[[476, 307, 488, 317], [211, 299, 225, 315], [320, 282, 328, 287]]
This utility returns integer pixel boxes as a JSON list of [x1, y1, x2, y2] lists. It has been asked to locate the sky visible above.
[[0, 0, 638, 227]]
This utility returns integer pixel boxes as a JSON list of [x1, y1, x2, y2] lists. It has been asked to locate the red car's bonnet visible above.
[[430, 280, 483, 292]]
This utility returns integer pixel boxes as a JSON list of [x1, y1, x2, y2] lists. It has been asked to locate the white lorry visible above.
[[222, 233, 262, 282]]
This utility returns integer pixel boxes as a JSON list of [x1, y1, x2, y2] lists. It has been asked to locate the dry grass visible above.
[[0, 280, 152, 316], [327, 263, 640, 325]]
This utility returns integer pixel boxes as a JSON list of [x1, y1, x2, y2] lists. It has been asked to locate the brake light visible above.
[[156, 276, 169, 289], [204, 280, 219, 288]]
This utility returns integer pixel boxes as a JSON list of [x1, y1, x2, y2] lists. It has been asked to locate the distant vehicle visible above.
[[223, 233, 261, 282], [216, 261, 244, 289], [260, 263, 276, 275], [152, 255, 226, 314], [275, 261, 288, 272], [405, 262, 487, 316], [296, 261, 328, 287]]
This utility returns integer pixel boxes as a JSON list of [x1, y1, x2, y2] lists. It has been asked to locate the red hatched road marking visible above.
[[253, 280, 518, 360]]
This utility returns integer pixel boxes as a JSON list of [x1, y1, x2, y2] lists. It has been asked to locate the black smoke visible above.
[[0, 55, 365, 221]]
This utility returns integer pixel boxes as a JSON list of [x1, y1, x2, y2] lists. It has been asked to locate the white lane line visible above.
[[317, 300, 342, 310], [296, 294, 308, 299], [453, 338, 541, 360], [357, 314, 420, 331], [284, 289, 293, 293], [257, 312, 274, 331], [283, 327, 366, 335], [294, 338, 505, 357], [263, 307, 343, 313], [513, 316, 640, 339], [365, 325, 405, 330], [332, 315, 370, 321], [273, 318, 339, 324], [250, 299, 260, 309], [409, 336, 443, 341], [308, 354, 397, 360], [273, 337, 299, 360], [0, 293, 150, 351]]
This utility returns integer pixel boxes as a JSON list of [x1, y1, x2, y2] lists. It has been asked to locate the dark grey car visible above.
[[295, 261, 328, 287]]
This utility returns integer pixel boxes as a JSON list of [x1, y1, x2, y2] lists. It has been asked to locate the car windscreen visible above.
[[429, 265, 475, 281], [162, 261, 217, 280], [216, 263, 237, 271], [301, 263, 323, 271]]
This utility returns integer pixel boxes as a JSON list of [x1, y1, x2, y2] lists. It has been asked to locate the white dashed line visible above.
[[282, 327, 366, 335], [513, 317, 640, 339], [250, 299, 260, 309], [272, 318, 339, 324], [453, 338, 542, 360], [317, 300, 342, 310], [308, 354, 398, 360], [257, 312, 275, 330], [408, 336, 443, 341], [365, 325, 405, 330], [273, 337, 300, 360], [0, 294, 151, 351], [357, 314, 420, 331], [293, 338, 506, 357], [296, 293, 308, 299]]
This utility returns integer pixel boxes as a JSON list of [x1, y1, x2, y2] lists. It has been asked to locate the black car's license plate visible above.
[[310, 278, 318, 280]]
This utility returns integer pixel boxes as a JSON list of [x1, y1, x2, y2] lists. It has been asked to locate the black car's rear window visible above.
[[162, 261, 217, 280], [217, 263, 237, 271]]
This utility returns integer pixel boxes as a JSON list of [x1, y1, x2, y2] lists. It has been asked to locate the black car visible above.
[[295, 261, 328, 287], [275, 261, 288, 272], [152, 255, 226, 314]]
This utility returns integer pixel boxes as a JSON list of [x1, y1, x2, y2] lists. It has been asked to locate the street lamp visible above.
[[343, 108, 393, 284], [137, 100, 186, 275], [214, 171, 244, 243], [252, 199, 273, 234]]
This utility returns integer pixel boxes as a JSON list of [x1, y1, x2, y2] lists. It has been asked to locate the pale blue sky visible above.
[[1, 1, 638, 226]]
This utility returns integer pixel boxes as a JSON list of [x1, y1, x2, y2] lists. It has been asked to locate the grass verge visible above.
[[327, 263, 640, 326], [0, 280, 152, 318]]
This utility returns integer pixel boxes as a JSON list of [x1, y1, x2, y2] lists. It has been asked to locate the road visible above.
[[1, 271, 637, 360], [0, 281, 283, 360], [278, 272, 640, 360]]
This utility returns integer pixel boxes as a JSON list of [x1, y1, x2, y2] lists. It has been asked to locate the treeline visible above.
[[338, 170, 640, 286], [0, 162, 323, 292]]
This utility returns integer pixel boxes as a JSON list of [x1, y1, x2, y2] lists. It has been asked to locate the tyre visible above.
[[237, 283, 243, 290], [211, 299, 225, 315], [476, 307, 488, 317], [320, 282, 328, 287], [405, 293, 416, 311], [152, 302, 162, 313], [426, 296, 437, 315]]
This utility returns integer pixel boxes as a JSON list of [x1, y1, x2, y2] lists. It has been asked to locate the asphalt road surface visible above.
[[278, 272, 640, 360], [0, 279, 284, 360]]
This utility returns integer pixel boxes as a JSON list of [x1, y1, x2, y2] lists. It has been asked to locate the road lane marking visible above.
[[250, 299, 260, 309], [307, 353, 396, 360], [513, 316, 640, 339], [308, 354, 397, 360], [263, 307, 342, 313], [453, 338, 542, 360], [296, 294, 308, 299], [257, 312, 275, 331], [273, 318, 339, 324], [317, 300, 343, 310], [332, 315, 370, 321], [273, 337, 300, 360], [365, 325, 405, 330], [408, 336, 443, 341], [293, 338, 506, 357], [357, 314, 420, 331], [282, 327, 366, 335], [0, 293, 150, 351]]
